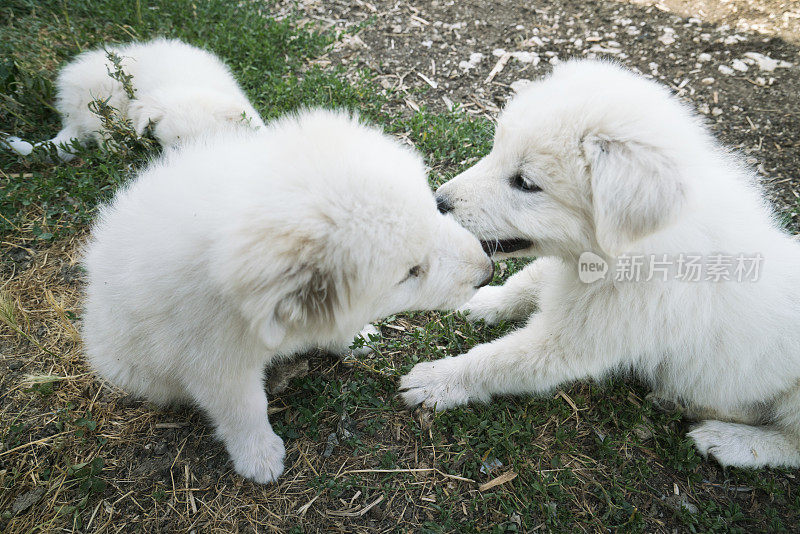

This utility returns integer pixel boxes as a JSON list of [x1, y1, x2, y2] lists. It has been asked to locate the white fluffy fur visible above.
[[83, 109, 493, 484], [14, 38, 263, 160], [400, 60, 800, 469]]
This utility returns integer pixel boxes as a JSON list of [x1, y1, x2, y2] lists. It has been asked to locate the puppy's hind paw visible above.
[[229, 431, 286, 484], [2, 135, 34, 156], [399, 358, 480, 411], [688, 420, 769, 468]]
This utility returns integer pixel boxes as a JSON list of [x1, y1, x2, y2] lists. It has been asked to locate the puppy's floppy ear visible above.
[[583, 134, 686, 255], [272, 263, 342, 329], [212, 218, 348, 349]]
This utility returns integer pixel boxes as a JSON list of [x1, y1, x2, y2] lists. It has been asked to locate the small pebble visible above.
[[12, 487, 44, 515], [658, 34, 676, 46], [731, 59, 749, 72], [322, 432, 338, 457]]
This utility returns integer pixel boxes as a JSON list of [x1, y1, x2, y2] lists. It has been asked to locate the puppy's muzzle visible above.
[[476, 260, 495, 288], [436, 193, 454, 214]]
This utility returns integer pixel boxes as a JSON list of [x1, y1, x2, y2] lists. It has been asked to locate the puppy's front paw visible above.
[[351, 323, 380, 357], [688, 420, 761, 468], [229, 430, 286, 484], [458, 286, 509, 325], [399, 357, 481, 411]]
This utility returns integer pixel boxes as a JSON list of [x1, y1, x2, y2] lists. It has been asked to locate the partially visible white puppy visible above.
[[400, 60, 800, 469], [7, 38, 263, 160], [83, 109, 494, 484]]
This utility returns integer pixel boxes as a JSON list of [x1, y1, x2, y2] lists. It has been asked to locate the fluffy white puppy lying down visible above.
[[401, 60, 800, 469], [4, 38, 263, 160], [83, 109, 494, 484]]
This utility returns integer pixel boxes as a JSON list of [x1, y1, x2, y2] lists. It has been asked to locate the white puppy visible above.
[[400, 60, 800, 469], [83, 109, 493, 484], [6, 38, 263, 160]]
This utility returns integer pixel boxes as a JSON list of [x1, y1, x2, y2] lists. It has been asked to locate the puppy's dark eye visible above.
[[400, 264, 423, 285], [511, 173, 542, 193]]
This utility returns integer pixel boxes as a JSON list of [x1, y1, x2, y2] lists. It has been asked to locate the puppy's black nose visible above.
[[436, 193, 454, 214], [476, 261, 495, 288]]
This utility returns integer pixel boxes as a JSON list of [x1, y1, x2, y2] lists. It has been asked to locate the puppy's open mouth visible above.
[[480, 238, 534, 255]]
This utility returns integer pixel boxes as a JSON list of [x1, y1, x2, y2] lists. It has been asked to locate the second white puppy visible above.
[[9, 38, 263, 160], [83, 109, 493, 484], [401, 60, 800, 469]]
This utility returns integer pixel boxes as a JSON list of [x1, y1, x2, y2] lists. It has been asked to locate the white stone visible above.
[[528, 36, 545, 47], [723, 34, 746, 45], [718, 64, 734, 75], [698, 53, 712, 62], [658, 34, 676, 45], [743, 52, 793, 72], [731, 59, 749, 72], [458, 52, 485, 71], [589, 45, 621, 55], [511, 51, 539, 64]]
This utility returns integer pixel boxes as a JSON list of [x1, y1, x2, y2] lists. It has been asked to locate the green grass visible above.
[[0, 0, 383, 239], [1, 1, 798, 533], [391, 108, 495, 184]]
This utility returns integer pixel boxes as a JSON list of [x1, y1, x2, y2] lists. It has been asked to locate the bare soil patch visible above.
[[279, 0, 800, 227]]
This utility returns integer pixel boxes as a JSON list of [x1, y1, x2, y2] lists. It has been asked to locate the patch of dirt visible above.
[[635, 0, 800, 44], [278, 0, 800, 229]]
